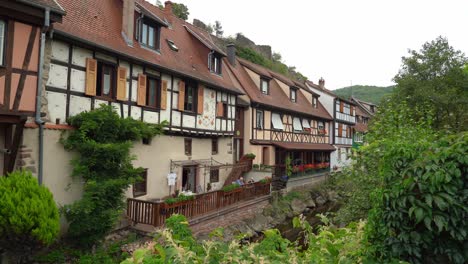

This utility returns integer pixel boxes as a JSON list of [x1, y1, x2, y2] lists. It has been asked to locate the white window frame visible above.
[[256, 110, 264, 129], [0, 20, 5, 67], [260, 78, 269, 94]]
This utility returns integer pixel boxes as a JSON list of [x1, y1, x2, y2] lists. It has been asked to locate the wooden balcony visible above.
[[254, 128, 329, 144], [127, 181, 271, 227]]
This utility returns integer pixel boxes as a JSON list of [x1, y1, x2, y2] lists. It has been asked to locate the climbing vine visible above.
[[61, 105, 166, 246]]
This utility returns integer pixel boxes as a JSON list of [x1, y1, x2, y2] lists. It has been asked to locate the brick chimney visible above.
[[122, 0, 135, 46], [164, 1, 173, 14], [318, 77, 325, 88], [226, 43, 236, 66]]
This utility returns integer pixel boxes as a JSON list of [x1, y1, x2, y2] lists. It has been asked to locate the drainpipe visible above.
[[35, 8, 50, 185]]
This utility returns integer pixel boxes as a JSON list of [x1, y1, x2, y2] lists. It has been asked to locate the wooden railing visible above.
[[127, 182, 271, 227]]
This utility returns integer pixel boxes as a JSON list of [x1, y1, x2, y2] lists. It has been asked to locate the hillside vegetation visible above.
[[333, 85, 394, 104]]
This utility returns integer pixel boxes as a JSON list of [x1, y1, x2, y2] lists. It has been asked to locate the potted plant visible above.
[[222, 183, 242, 195]]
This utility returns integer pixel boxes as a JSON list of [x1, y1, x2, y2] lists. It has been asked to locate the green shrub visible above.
[[244, 153, 256, 159], [165, 194, 194, 205], [0, 170, 60, 259], [222, 183, 241, 192]]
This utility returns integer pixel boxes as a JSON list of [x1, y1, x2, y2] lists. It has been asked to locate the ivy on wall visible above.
[[61, 105, 166, 246]]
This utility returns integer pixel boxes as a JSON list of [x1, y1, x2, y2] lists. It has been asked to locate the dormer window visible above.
[[312, 96, 318, 108], [290, 88, 297, 103], [208, 52, 222, 75], [260, 78, 269, 94], [137, 18, 161, 51]]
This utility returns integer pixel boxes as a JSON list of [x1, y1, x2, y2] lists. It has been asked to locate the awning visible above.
[[272, 113, 284, 130], [302, 119, 311, 129], [272, 142, 336, 151], [293, 117, 303, 131]]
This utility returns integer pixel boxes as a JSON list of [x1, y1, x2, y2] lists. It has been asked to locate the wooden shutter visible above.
[[216, 102, 224, 117], [340, 101, 344, 112], [137, 74, 147, 106], [85, 58, 97, 96], [116, 67, 127, 101], [178, 81, 185, 111], [160, 80, 168, 110], [338, 123, 343, 135], [351, 106, 355, 116], [197, 86, 204, 114]]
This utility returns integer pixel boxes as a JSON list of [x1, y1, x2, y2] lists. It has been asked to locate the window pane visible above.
[[142, 24, 148, 45], [103, 67, 111, 96], [148, 26, 155, 47], [0, 20, 4, 65], [148, 79, 157, 107]]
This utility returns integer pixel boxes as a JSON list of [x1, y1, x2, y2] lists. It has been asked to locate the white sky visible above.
[[149, 0, 468, 89]]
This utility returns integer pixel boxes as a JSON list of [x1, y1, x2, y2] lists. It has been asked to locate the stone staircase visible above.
[[223, 157, 253, 186]]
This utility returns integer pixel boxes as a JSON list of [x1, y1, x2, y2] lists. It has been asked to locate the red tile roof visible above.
[[226, 58, 333, 120], [53, 0, 241, 94]]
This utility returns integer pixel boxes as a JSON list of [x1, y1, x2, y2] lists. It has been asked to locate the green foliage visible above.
[[0, 170, 59, 258], [285, 156, 293, 177], [236, 46, 307, 82], [164, 194, 194, 205], [222, 183, 241, 192], [61, 105, 165, 247], [333, 85, 395, 104], [122, 214, 384, 263], [244, 153, 256, 159], [366, 132, 468, 263], [393, 36, 468, 132], [172, 3, 189, 20]]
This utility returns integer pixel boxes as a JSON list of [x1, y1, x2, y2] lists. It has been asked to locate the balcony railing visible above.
[[127, 182, 271, 227], [335, 137, 353, 145], [336, 112, 356, 123], [270, 129, 328, 143]]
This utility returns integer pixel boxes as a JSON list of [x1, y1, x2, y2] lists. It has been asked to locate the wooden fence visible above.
[[127, 182, 271, 227]]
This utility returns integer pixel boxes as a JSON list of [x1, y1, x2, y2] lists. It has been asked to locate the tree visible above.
[[214, 21, 223, 37], [0, 170, 60, 262], [172, 3, 189, 21], [272, 52, 282, 62], [393, 36, 468, 132]]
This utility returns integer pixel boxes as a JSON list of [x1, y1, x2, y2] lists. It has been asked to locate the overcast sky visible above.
[[150, 0, 468, 89]]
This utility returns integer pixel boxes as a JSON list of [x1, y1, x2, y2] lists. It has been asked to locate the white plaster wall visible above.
[[51, 40, 69, 62], [197, 87, 216, 130], [70, 68, 86, 93], [72, 46, 92, 67], [69, 95, 91, 117], [306, 83, 335, 117], [47, 63, 67, 89], [46, 91, 67, 123], [143, 110, 158, 124]]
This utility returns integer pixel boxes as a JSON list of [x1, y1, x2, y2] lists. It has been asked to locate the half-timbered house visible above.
[[225, 48, 335, 180], [18, 0, 243, 206], [0, 0, 64, 174], [305, 79, 357, 168], [350, 96, 377, 147]]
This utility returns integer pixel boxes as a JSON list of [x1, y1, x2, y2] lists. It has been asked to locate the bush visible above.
[[164, 194, 194, 205], [0, 170, 59, 260], [222, 183, 241, 192]]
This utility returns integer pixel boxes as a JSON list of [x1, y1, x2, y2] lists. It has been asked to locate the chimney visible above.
[[226, 43, 236, 66], [122, 0, 135, 46], [164, 1, 173, 14], [318, 77, 325, 88]]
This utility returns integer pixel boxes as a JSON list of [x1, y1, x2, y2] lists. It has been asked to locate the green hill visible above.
[[333, 85, 395, 104]]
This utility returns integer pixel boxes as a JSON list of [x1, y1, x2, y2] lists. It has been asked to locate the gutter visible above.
[[35, 8, 50, 185]]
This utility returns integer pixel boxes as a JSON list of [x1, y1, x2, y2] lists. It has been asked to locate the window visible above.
[[290, 88, 297, 103], [140, 20, 161, 51], [211, 138, 218, 155], [318, 121, 325, 130], [209, 52, 222, 74], [184, 83, 197, 112], [96, 62, 116, 98], [0, 20, 5, 66], [312, 96, 318, 108], [147, 77, 160, 108], [210, 167, 219, 183], [133, 169, 148, 197], [271, 113, 284, 130], [256, 110, 264, 129], [293, 117, 303, 132], [260, 78, 269, 94], [184, 138, 192, 155], [222, 102, 228, 118]]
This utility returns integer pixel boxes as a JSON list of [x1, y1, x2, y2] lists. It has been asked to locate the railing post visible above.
[[153, 202, 160, 227]]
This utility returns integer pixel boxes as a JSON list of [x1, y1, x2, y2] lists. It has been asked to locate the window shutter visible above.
[[178, 81, 185, 111], [160, 80, 168, 110], [338, 123, 342, 135], [85, 58, 97, 96], [351, 106, 355, 116], [116, 67, 127, 101], [197, 86, 204, 114], [137, 74, 147, 106], [340, 101, 344, 112], [216, 102, 224, 117]]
